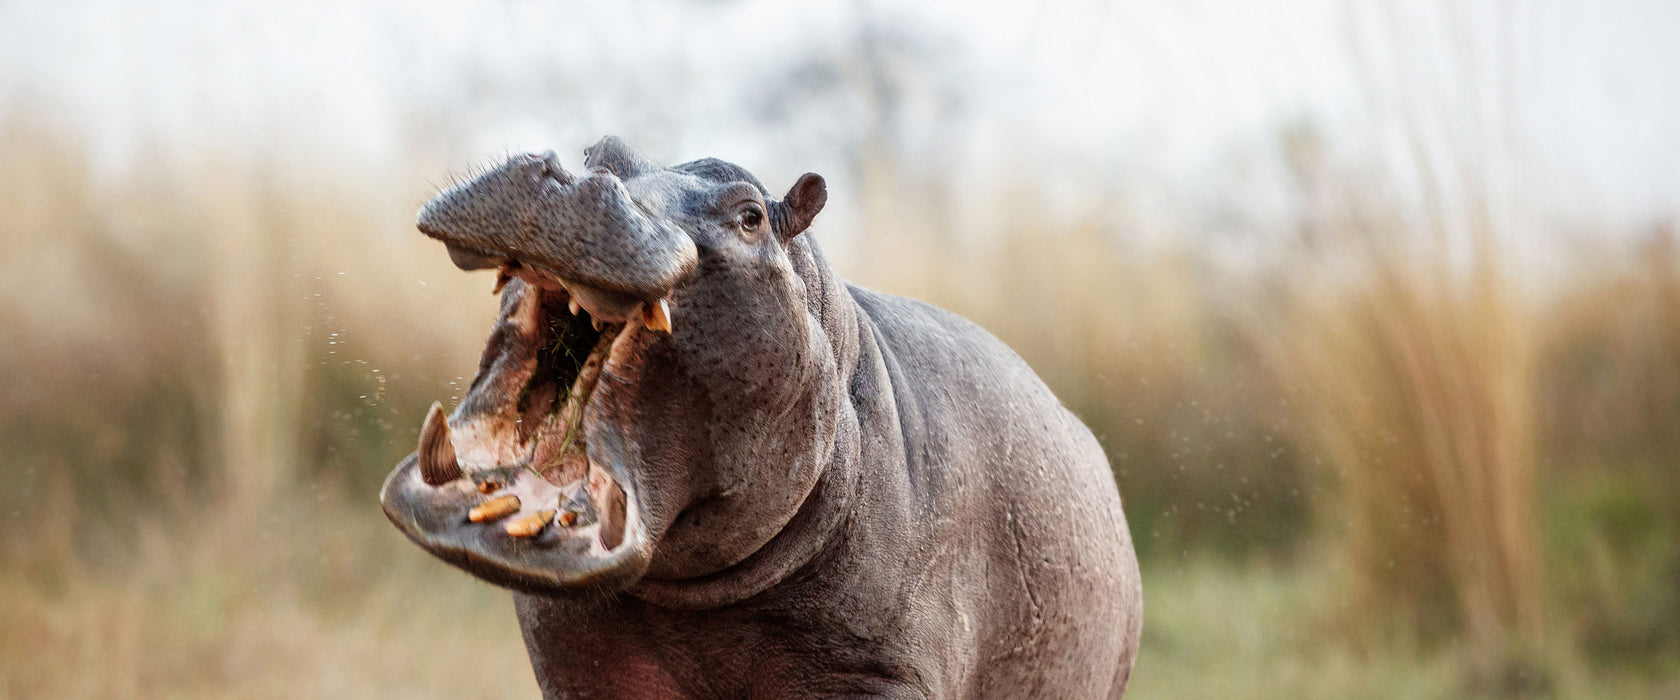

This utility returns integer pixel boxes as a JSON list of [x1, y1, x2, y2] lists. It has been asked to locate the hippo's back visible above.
[[850, 285, 1142, 698]]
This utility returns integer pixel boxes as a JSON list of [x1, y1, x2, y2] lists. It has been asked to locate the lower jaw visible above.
[[378, 448, 646, 592], [418, 281, 642, 552]]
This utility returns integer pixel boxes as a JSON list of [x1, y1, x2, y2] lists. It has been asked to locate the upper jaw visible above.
[[415, 152, 697, 305]]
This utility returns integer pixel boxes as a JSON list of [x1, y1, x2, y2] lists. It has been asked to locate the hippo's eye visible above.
[[739, 205, 764, 232]]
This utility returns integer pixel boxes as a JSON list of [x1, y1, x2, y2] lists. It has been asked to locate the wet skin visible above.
[[381, 137, 1142, 698]]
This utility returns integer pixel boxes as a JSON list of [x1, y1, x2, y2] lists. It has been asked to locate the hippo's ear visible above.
[[774, 173, 827, 241]]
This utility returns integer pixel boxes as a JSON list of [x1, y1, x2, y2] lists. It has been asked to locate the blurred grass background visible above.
[[3, 1, 1679, 697]]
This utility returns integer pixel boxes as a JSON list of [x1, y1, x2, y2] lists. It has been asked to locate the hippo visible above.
[[380, 136, 1142, 698]]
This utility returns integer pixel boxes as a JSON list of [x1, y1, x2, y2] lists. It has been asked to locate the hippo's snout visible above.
[[415, 145, 697, 308]]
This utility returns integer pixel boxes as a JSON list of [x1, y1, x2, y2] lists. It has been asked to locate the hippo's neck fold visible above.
[[626, 424, 863, 608], [627, 239, 875, 609]]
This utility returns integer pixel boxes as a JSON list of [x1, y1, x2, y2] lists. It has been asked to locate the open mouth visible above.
[[379, 266, 671, 591], [382, 141, 699, 593]]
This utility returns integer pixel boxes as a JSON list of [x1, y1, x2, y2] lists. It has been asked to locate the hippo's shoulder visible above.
[[848, 284, 1005, 356], [846, 283, 1058, 409]]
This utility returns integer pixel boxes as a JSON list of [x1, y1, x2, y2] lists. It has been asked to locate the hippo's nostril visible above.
[[536, 151, 569, 184]]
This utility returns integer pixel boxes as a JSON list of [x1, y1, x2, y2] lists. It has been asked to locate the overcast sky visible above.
[[2, 0, 1676, 242]]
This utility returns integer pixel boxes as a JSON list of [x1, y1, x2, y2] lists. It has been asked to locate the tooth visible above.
[[492, 268, 512, 295], [643, 298, 672, 334], [568, 298, 581, 316], [588, 462, 627, 550], [418, 401, 463, 485], [557, 510, 578, 527], [592, 317, 604, 331], [505, 509, 555, 538], [469, 494, 521, 523], [476, 480, 501, 494]]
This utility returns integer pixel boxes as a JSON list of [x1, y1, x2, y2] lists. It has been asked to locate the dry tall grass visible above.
[[1268, 221, 1545, 679], [1, 111, 1676, 696], [0, 112, 532, 698]]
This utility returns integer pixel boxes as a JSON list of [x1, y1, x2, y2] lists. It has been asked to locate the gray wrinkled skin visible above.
[[418, 136, 698, 301], [382, 137, 1142, 698]]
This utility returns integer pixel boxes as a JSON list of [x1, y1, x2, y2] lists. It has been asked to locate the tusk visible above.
[[568, 298, 581, 316], [643, 298, 672, 334], [588, 461, 627, 550], [419, 401, 463, 485], [492, 268, 512, 295]]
